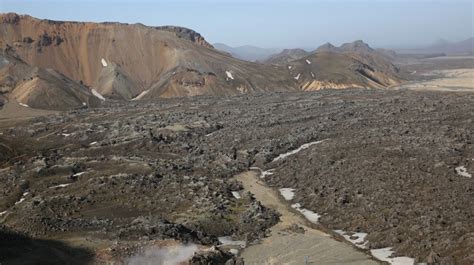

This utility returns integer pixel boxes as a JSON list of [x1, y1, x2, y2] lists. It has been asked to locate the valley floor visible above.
[[0, 88, 473, 264], [395, 68, 474, 92]]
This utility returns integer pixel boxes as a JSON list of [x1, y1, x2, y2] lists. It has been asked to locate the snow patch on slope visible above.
[[279, 188, 295, 201], [291, 203, 321, 223], [49, 183, 72, 189], [91, 89, 106, 101], [232, 191, 241, 199], [226, 71, 234, 80], [131, 90, 150, 101], [273, 140, 325, 162], [334, 230, 368, 249], [370, 247, 415, 265], [101, 58, 108, 67], [15, 192, 29, 205], [455, 166, 472, 178]]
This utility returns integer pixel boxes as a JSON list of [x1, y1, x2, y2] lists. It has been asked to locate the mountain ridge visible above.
[[0, 13, 296, 103]]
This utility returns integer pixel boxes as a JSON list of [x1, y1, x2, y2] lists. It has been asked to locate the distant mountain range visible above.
[[276, 40, 401, 90], [264, 40, 395, 65], [213, 43, 281, 62], [396, 38, 474, 55]]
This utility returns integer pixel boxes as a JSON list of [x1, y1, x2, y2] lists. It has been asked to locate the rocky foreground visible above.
[[0, 89, 473, 264]]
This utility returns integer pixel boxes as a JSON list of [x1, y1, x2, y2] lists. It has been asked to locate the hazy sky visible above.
[[1, 0, 472, 49]]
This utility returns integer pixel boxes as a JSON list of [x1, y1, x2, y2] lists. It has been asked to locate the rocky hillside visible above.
[[0, 13, 296, 101], [264, 48, 310, 65], [272, 41, 401, 90], [0, 48, 101, 110]]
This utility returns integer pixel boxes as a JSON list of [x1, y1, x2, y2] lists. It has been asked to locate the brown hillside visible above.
[[288, 51, 400, 90], [0, 48, 101, 110], [0, 13, 296, 99]]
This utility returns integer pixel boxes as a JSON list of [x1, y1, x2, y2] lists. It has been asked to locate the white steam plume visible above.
[[126, 244, 198, 265]]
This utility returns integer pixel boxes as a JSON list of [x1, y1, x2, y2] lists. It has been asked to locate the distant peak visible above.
[[315, 42, 340, 53], [321, 42, 336, 47], [340, 40, 373, 52]]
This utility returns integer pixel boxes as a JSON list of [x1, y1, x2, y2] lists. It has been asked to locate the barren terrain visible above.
[[0, 88, 472, 264], [396, 68, 473, 92]]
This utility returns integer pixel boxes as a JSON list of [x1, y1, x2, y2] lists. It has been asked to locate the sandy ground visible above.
[[235, 171, 379, 265], [397, 68, 473, 92]]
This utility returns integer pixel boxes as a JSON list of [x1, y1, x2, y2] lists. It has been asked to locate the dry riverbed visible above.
[[235, 171, 378, 265]]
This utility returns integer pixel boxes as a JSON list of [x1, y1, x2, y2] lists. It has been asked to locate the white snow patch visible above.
[[455, 166, 472, 178], [288, 65, 293, 70], [294, 73, 301, 80], [101, 58, 108, 67], [91, 89, 106, 101], [261, 169, 275, 178], [229, 249, 239, 255], [0, 210, 7, 216], [90, 141, 98, 146], [306, 59, 311, 64], [311, 72, 315, 78], [249, 167, 275, 178], [218, 236, 246, 248], [273, 140, 325, 162], [49, 183, 72, 189], [231, 191, 241, 199], [15, 192, 29, 205], [73, 172, 86, 177], [370, 247, 415, 265], [279, 188, 295, 201], [19, 103, 29, 108], [334, 230, 368, 249], [226, 71, 234, 80], [291, 203, 321, 223], [82, 102, 87, 106], [131, 90, 150, 101], [61, 133, 71, 137]]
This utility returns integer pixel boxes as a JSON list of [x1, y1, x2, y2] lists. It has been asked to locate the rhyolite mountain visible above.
[[0, 13, 402, 109], [267, 40, 401, 90], [0, 47, 101, 110], [0, 13, 296, 102]]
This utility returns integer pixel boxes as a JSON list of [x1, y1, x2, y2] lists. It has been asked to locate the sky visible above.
[[1, 0, 473, 49]]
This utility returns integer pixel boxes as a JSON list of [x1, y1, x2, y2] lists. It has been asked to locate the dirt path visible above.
[[235, 171, 379, 265]]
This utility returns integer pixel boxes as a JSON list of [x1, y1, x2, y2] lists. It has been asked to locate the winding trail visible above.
[[236, 171, 379, 265]]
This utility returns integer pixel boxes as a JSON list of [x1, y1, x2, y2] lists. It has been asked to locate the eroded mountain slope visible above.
[[0, 13, 296, 100], [0, 48, 101, 110]]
